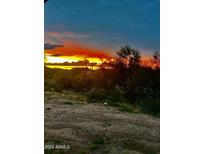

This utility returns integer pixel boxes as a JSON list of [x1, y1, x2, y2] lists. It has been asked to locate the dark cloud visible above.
[[50, 54, 64, 57], [44, 43, 64, 50]]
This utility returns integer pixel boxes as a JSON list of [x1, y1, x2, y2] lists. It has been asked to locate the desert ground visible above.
[[45, 91, 160, 154]]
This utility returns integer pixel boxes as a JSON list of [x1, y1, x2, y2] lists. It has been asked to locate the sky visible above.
[[45, 0, 160, 63]]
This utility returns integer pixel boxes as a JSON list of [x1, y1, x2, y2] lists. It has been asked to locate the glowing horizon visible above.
[[45, 54, 110, 64], [45, 53, 157, 69]]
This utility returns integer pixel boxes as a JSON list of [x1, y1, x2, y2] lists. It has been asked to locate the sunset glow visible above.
[[45, 41, 112, 58], [45, 54, 110, 64], [44, 39, 113, 65], [45, 52, 157, 70]]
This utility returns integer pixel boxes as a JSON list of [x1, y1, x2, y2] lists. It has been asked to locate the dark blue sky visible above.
[[45, 0, 159, 55]]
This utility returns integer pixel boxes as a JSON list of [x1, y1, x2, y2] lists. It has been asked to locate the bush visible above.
[[86, 89, 107, 102], [138, 97, 160, 116], [86, 87, 124, 103]]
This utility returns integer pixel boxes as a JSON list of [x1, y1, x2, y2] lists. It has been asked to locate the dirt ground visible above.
[[45, 91, 160, 154]]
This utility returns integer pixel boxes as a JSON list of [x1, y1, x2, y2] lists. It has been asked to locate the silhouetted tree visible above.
[[153, 51, 160, 69], [112, 46, 141, 87], [116, 45, 141, 68]]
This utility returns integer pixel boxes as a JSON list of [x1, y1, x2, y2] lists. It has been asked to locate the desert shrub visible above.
[[86, 89, 107, 102], [123, 67, 160, 103], [138, 97, 160, 116], [44, 79, 54, 91], [118, 103, 135, 113], [44, 66, 58, 79], [52, 70, 70, 92], [106, 86, 124, 102], [86, 87, 124, 104], [71, 72, 94, 92]]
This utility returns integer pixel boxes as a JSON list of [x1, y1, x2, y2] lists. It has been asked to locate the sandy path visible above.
[[45, 91, 160, 154]]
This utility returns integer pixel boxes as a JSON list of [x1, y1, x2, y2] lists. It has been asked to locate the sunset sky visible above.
[[45, 0, 160, 63]]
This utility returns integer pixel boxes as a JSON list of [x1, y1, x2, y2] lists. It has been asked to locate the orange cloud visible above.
[[45, 41, 112, 60]]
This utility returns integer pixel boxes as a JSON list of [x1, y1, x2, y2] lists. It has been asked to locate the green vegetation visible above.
[[90, 137, 104, 151], [118, 103, 136, 113], [138, 97, 160, 116], [45, 46, 160, 116]]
